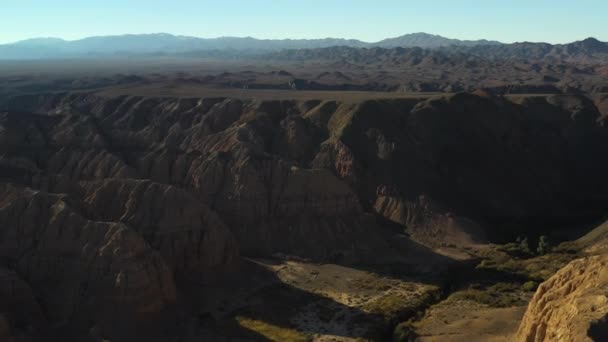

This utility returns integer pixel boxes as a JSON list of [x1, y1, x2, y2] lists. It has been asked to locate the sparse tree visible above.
[[519, 236, 530, 254], [537, 235, 551, 255]]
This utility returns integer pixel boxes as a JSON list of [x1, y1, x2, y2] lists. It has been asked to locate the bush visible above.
[[519, 237, 530, 253], [522, 281, 538, 292], [537, 235, 551, 255], [393, 321, 417, 342], [498, 236, 533, 258], [446, 282, 525, 308]]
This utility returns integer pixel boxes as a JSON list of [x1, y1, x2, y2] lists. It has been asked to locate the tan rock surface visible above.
[[516, 254, 608, 342]]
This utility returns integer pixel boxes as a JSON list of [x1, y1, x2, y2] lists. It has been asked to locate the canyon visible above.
[[0, 35, 608, 341]]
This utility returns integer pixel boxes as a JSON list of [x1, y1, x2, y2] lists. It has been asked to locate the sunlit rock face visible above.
[[517, 254, 608, 342]]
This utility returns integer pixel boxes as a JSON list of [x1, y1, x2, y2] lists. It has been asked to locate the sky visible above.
[[1, 0, 607, 44]]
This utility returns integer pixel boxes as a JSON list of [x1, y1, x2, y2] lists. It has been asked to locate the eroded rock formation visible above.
[[0, 183, 177, 338], [3, 91, 608, 250], [517, 254, 608, 342], [2, 90, 608, 339]]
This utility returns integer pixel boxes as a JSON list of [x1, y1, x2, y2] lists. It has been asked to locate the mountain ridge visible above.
[[1, 32, 606, 63], [0, 32, 500, 59], [373, 32, 501, 48]]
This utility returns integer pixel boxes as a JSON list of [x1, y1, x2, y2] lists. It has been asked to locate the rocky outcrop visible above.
[[0, 94, 390, 259], [314, 93, 608, 242], [80, 179, 238, 275], [189, 157, 380, 258], [3, 91, 608, 249], [570, 219, 608, 255], [374, 194, 485, 248], [0, 183, 176, 335], [516, 254, 608, 342]]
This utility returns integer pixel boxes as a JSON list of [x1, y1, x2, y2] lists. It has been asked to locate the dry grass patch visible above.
[[476, 245, 581, 281], [444, 282, 527, 308], [236, 316, 310, 342], [363, 285, 442, 319]]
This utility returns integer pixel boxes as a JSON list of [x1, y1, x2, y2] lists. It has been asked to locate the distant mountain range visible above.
[[0, 32, 501, 59], [374, 33, 501, 48], [269, 38, 608, 64], [0, 32, 606, 62]]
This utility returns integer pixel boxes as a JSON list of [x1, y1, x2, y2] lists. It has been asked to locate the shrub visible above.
[[519, 237, 530, 253], [446, 282, 525, 308], [497, 236, 533, 258], [537, 235, 551, 255], [393, 321, 417, 342], [522, 281, 538, 292]]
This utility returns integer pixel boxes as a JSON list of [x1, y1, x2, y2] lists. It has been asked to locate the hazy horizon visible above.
[[2, 0, 607, 45], [2, 31, 606, 46]]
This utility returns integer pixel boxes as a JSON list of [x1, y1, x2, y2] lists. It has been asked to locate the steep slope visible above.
[[79, 179, 239, 275], [516, 254, 608, 342], [313, 93, 608, 241], [3, 91, 608, 246], [0, 94, 393, 260], [0, 183, 177, 339]]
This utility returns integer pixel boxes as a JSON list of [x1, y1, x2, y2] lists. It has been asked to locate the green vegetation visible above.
[[521, 281, 538, 292], [478, 241, 581, 281], [537, 235, 551, 255], [498, 235, 552, 258], [497, 236, 533, 258], [393, 320, 418, 342], [392, 237, 583, 339], [363, 286, 441, 341], [363, 286, 442, 318], [449, 236, 582, 332], [444, 282, 526, 308], [518, 236, 530, 253]]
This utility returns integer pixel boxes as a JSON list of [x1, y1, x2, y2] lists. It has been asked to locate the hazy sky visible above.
[[1, 0, 606, 44]]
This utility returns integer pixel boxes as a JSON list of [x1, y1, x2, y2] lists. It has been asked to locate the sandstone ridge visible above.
[[517, 254, 608, 342]]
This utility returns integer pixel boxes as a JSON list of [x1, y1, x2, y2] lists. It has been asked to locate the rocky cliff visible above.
[[314, 93, 608, 241], [3, 91, 608, 248], [0, 182, 177, 339], [2, 90, 608, 339], [517, 254, 608, 341]]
